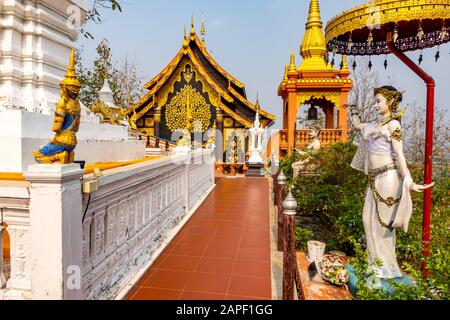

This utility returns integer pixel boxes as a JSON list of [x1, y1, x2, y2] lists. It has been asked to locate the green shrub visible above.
[[295, 225, 314, 252]]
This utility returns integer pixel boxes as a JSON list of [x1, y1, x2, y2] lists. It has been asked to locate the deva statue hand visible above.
[[410, 181, 435, 193]]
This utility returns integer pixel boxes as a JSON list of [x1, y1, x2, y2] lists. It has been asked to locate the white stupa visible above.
[[248, 99, 265, 165]]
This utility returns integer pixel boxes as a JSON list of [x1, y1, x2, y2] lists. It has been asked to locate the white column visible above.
[[24, 164, 84, 300]]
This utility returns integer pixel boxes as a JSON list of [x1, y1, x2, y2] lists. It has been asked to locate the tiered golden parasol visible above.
[[325, 0, 450, 276]]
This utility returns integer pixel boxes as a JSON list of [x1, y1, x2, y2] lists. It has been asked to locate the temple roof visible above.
[[129, 21, 276, 128]]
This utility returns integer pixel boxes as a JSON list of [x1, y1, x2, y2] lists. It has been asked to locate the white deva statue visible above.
[[292, 128, 321, 178], [349, 86, 434, 286]]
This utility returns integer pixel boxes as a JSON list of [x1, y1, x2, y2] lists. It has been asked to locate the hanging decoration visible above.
[[418, 50, 424, 65], [393, 23, 399, 43], [417, 21, 424, 42], [367, 30, 374, 47], [435, 46, 440, 62], [348, 33, 353, 52], [384, 54, 388, 69], [307, 105, 318, 121], [368, 56, 373, 71]]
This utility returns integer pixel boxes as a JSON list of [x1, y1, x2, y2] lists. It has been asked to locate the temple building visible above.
[[128, 18, 276, 162], [276, 0, 353, 157]]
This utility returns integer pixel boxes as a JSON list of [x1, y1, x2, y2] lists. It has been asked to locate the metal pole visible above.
[[282, 190, 298, 300], [386, 36, 435, 276]]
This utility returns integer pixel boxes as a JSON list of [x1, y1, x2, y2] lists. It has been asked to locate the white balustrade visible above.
[[0, 183, 32, 300], [0, 150, 215, 300], [81, 150, 215, 299]]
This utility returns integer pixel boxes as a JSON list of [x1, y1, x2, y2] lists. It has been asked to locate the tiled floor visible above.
[[128, 177, 272, 300]]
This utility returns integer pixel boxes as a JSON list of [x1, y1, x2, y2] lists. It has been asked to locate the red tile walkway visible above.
[[127, 177, 272, 300]]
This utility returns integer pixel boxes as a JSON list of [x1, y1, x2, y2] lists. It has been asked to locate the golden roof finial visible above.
[[213, 120, 217, 129], [306, 0, 322, 28], [289, 52, 297, 72], [339, 54, 350, 78], [61, 49, 81, 91], [183, 23, 189, 48], [190, 15, 195, 35], [341, 54, 348, 70], [298, 0, 329, 71], [283, 64, 289, 81], [201, 15, 206, 44]]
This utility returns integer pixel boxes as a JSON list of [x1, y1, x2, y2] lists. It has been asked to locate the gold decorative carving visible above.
[[224, 118, 234, 128], [297, 91, 341, 110], [166, 84, 211, 133], [325, 0, 450, 44], [391, 127, 403, 142]]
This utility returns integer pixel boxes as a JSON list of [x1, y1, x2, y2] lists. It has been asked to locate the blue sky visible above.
[[78, 0, 450, 127]]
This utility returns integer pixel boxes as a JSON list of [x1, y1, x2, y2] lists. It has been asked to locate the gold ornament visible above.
[[391, 127, 403, 142], [166, 85, 211, 133]]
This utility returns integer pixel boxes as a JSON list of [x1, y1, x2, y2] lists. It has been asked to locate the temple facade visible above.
[[128, 19, 276, 163], [277, 0, 353, 157]]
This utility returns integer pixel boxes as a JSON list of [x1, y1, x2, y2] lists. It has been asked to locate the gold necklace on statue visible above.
[[379, 115, 393, 127]]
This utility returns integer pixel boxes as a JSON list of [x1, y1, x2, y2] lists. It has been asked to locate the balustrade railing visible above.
[[0, 150, 215, 300], [279, 129, 350, 152], [0, 185, 31, 300], [81, 150, 214, 299]]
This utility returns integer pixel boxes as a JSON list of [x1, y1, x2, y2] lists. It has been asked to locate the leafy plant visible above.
[[295, 225, 314, 252]]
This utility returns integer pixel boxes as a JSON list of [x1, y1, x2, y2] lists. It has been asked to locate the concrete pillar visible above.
[[24, 164, 84, 300]]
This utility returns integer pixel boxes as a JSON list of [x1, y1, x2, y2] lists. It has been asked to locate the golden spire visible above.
[[183, 23, 189, 48], [61, 49, 81, 91], [190, 15, 195, 35], [289, 52, 297, 72], [339, 54, 350, 78], [299, 0, 329, 71], [201, 15, 206, 44], [255, 92, 260, 110], [342, 54, 348, 70], [283, 64, 289, 81], [306, 0, 322, 28]]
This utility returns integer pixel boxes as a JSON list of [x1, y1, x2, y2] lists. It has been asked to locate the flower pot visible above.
[[307, 240, 326, 262]]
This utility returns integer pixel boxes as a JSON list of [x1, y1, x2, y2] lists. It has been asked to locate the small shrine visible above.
[[127, 17, 276, 163], [277, 0, 353, 157]]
